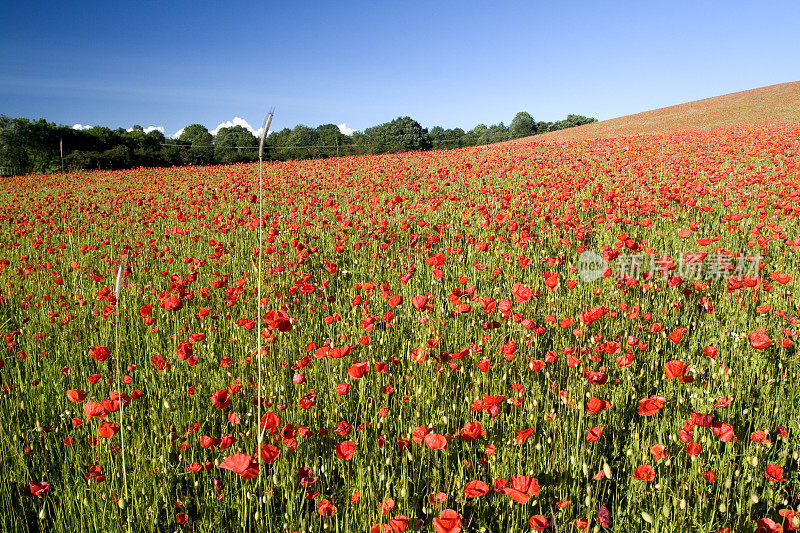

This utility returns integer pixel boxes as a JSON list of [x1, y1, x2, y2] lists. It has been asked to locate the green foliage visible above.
[[510, 111, 537, 139], [361, 116, 432, 154], [430, 126, 466, 150], [0, 109, 597, 173], [546, 114, 597, 132], [214, 126, 257, 163]]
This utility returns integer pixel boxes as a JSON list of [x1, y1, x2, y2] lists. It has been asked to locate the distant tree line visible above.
[[0, 111, 596, 174]]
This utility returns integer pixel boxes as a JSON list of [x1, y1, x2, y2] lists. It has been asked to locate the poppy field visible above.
[[2, 122, 800, 532]]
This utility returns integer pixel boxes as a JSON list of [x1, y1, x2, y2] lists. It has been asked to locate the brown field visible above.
[[536, 80, 800, 141]]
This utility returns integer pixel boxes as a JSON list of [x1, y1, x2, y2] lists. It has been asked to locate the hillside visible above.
[[538, 80, 800, 141]]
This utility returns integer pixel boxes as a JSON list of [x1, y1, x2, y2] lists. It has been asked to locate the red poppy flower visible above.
[[412, 295, 429, 312], [412, 426, 430, 443], [686, 442, 702, 457], [516, 428, 534, 445], [586, 398, 612, 413], [432, 509, 462, 533], [464, 480, 489, 498], [210, 389, 230, 409], [83, 401, 108, 420], [711, 421, 734, 442], [778, 509, 799, 531], [389, 515, 410, 533], [260, 443, 281, 464], [511, 283, 532, 303], [580, 305, 608, 326], [632, 464, 655, 481], [573, 517, 589, 530], [668, 327, 688, 344], [163, 295, 183, 311], [89, 346, 110, 362], [66, 389, 86, 402], [348, 362, 370, 379], [503, 486, 529, 504], [650, 444, 668, 461], [29, 481, 50, 498], [219, 453, 259, 480], [529, 515, 549, 531], [98, 421, 120, 438], [638, 396, 666, 416], [510, 475, 540, 495], [317, 499, 337, 517], [755, 518, 783, 533], [335, 440, 356, 460], [200, 436, 221, 449], [596, 503, 612, 528], [664, 360, 687, 378], [586, 426, 604, 442], [379, 498, 395, 516], [764, 463, 786, 481], [459, 421, 485, 441], [424, 433, 448, 450], [429, 492, 447, 505], [770, 271, 792, 285], [750, 328, 772, 349]]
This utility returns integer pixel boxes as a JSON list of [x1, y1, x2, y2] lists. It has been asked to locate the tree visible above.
[[510, 112, 536, 139], [315, 124, 351, 158], [179, 124, 213, 165], [463, 124, 487, 146], [547, 114, 597, 132], [362, 117, 431, 154], [286, 125, 320, 160], [214, 125, 257, 162], [430, 126, 466, 150], [0, 116, 30, 171], [487, 122, 509, 143], [143, 129, 166, 151], [264, 128, 292, 161]]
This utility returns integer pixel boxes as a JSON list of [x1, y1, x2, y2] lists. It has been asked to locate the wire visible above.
[[158, 139, 466, 149]]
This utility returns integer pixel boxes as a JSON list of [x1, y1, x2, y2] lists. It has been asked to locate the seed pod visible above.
[[641, 511, 653, 524]]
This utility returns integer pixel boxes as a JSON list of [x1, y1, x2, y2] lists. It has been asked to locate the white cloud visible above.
[[337, 123, 355, 135], [72, 123, 93, 130], [125, 125, 165, 134], [210, 116, 260, 137], [170, 128, 184, 140]]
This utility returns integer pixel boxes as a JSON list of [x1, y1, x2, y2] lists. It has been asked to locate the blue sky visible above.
[[1, 1, 798, 137]]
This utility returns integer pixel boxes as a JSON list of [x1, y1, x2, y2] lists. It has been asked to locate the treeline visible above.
[[0, 112, 596, 174]]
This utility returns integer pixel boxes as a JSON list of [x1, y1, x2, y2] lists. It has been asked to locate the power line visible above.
[[158, 139, 467, 150], [160, 142, 369, 149]]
